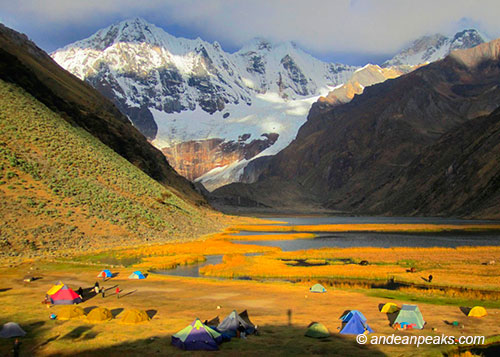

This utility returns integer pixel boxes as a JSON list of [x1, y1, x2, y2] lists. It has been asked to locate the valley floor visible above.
[[1, 242, 500, 356]]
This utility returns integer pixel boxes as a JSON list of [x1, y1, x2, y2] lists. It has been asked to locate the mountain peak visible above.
[[383, 28, 486, 67], [450, 28, 488, 51], [55, 17, 171, 52]]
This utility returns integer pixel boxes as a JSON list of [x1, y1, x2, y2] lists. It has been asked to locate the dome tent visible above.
[[468, 306, 487, 318], [217, 310, 256, 337], [310, 283, 327, 293], [341, 310, 367, 323], [305, 322, 330, 338], [57, 305, 85, 320], [171, 318, 222, 351], [340, 313, 373, 335], [120, 309, 150, 324], [393, 304, 425, 329], [50, 285, 82, 305], [97, 269, 112, 278], [46, 281, 65, 296], [128, 271, 146, 279], [381, 302, 399, 314], [86, 307, 113, 323], [0, 322, 26, 338]]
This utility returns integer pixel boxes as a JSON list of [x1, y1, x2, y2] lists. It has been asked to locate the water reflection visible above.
[[233, 232, 500, 251]]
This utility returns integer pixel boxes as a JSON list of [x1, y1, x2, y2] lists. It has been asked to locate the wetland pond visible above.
[[158, 216, 500, 277]]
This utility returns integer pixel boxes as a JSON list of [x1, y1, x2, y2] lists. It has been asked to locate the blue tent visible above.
[[340, 313, 373, 335], [97, 269, 112, 278], [128, 271, 145, 279], [340, 310, 367, 323], [171, 319, 223, 351]]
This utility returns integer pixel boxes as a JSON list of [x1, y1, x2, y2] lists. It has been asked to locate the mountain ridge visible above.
[[51, 19, 488, 190], [211, 38, 500, 218]]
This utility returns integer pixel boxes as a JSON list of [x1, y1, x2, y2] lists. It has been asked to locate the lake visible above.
[[158, 216, 500, 277]]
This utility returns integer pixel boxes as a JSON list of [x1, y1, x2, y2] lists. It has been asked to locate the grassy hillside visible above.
[[0, 79, 223, 260], [0, 23, 203, 204]]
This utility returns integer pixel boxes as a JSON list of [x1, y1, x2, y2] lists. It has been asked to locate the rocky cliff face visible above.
[[161, 133, 278, 184], [211, 39, 500, 217], [51, 18, 358, 189]]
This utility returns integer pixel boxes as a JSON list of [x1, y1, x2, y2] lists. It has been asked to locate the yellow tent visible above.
[[57, 305, 85, 320], [119, 309, 150, 324], [468, 306, 487, 318], [47, 282, 65, 296], [86, 307, 112, 323], [381, 303, 400, 313]]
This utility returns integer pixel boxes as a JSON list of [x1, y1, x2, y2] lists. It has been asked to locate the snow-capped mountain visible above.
[[52, 17, 357, 189], [52, 18, 486, 190], [383, 29, 487, 67]]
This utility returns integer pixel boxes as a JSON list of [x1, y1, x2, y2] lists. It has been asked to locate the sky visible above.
[[1, 0, 500, 65]]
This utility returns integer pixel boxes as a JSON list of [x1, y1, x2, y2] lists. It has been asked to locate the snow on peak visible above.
[[383, 28, 486, 67]]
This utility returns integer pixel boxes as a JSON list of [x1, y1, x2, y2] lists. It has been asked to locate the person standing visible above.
[[94, 282, 100, 295], [428, 274, 433, 283], [13, 338, 20, 357], [116, 286, 120, 299], [101, 286, 105, 298]]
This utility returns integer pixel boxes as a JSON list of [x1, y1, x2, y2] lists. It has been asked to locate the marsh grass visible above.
[[199, 244, 500, 296]]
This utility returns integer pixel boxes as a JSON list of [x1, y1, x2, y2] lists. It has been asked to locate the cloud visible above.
[[1, 0, 500, 64]]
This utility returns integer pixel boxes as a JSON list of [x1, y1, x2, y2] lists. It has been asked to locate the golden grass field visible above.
[[200, 246, 500, 293], [1, 263, 499, 357], [1, 222, 500, 356]]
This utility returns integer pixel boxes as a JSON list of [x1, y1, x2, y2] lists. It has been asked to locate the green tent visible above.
[[310, 283, 327, 293], [305, 322, 330, 338], [171, 318, 223, 350], [393, 304, 425, 329]]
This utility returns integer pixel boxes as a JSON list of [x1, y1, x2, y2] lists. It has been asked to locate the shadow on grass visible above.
[[83, 306, 98, 314], [111, 308, 124, 318], [120, 289, 137, 298], [43, 324, 387, 357], [81, 287, 97, 302], [386, 312, 398, 326], [61, 326, 92, 340], [37, 334, 60, 349], [0, 288, 12, 293], [146, 310, 157, 319], [460, 306, 471, 316]]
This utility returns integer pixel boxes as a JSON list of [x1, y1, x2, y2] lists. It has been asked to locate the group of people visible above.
[[92, 282, 121, 299], [70, 282, 122, 302]]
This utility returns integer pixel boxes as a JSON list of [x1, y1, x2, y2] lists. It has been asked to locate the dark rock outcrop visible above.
[[212, 39, 500, 218]]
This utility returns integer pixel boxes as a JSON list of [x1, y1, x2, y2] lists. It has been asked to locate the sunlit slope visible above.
[[0, 79, 221, 259]]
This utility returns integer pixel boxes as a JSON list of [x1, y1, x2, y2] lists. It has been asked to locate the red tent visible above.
[[50, 285, 82, 305]]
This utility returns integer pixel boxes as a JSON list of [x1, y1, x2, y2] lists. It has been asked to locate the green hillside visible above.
[[0, 79, 222, 260]]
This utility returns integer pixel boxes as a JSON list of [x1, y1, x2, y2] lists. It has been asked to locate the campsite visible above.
[[1, 221, 500, 356], [2, 3, 500, 355]]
